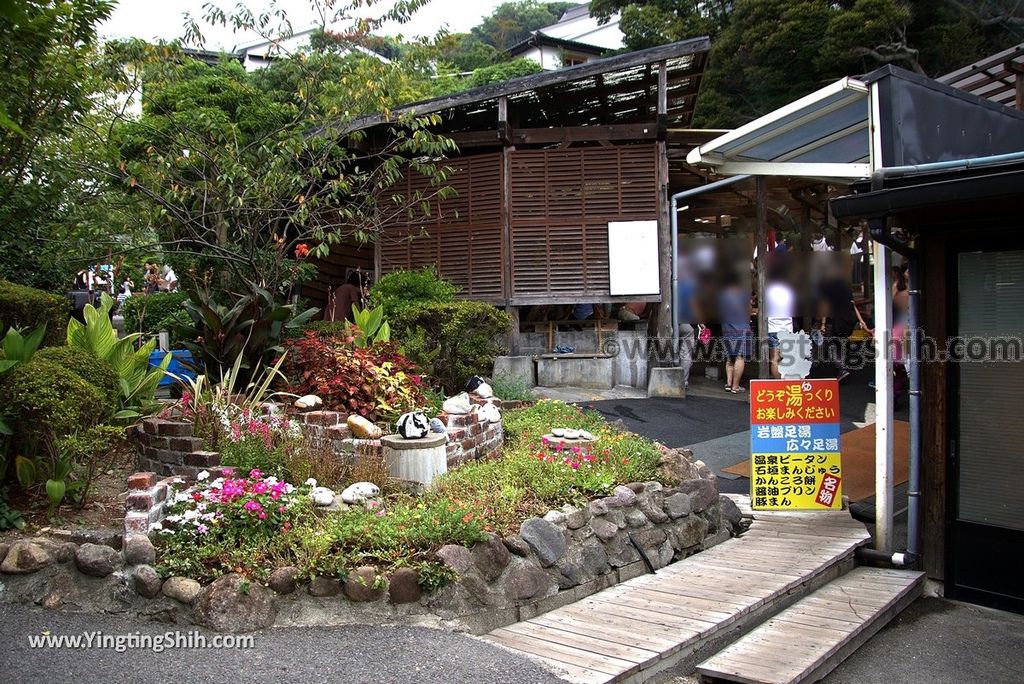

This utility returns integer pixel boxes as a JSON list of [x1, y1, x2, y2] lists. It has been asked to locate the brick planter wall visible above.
[[123, 472, 176, 535], [440, 399, 505, 468]]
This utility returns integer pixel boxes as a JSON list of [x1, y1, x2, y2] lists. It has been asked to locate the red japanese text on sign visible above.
[[750, 379, 840, 425]]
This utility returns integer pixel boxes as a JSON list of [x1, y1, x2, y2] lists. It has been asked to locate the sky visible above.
[[100, 0, 508, 50]]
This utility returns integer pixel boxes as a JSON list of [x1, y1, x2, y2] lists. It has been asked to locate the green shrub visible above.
[[220, 438, 288, 479], [0, 359, 109, 439], [491, 372, 535, 402], [391, 300, 511, 393], [0, 279, 68, 347], [122, 292, 189, 336], [283, 319, 350, 340], [34, 347, 120, 413], [369, 267, 459, 319]]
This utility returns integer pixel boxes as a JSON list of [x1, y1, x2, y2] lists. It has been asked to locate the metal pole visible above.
[[871, 223, 894, 554], [755, 177, 769, 378]]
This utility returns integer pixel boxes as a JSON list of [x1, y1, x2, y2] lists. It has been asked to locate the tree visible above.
[[471, 1, 575, 51], [89, 1, 456, 297]]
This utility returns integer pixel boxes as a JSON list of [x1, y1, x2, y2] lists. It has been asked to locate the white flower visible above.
[[172, 478, 185, 485], [173, 492, 191, 503], [165, 515, 182, 523], [197, 470, 210, 481], [149, 522, 163, 531], [304, 478, 317, 487]]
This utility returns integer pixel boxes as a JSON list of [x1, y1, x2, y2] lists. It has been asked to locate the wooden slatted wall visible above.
[[509, 145, 659, 303], [378, 153, 504, 302]]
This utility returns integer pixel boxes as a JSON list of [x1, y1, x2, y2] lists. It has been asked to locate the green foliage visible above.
[[122, 292, 190, 336], [350, 304, 390, 348], [0, 323, 46, 369], [0, 487, 26, 530], [463, 58, 544, 88], [52, 424, 127, 507], [66, 293, 169, 420], [0, 280, 67, 346], [369, 267, 459, 319], [34, 346, 120, 413], [432, 400, 664, 534], [0, 359, 109, 440], [471, 1, 576, 50], [220, 438, 288, 479], [283, 319, 349, 340], [391, 301, 511, 394], [490, 372, 535, 402], [174, 285, 317, 384]]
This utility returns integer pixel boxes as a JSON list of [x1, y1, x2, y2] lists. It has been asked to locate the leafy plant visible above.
[[174, 285, 317, 385], [281, 332, 425, 421], [54, 425, 127, 507], [0, 323, 46, 369], [350, 304, 390, 348], [0, 280, 67, 347], [0, 487, 26, 530], [369, 266, 459, 319], [35, 346, 120, 414], [391, 300, 512, 394], [66, 292, 170, 421], [490, 372, 535, 402], [122, 292, 189, 336], [0, 359, 109, 439]]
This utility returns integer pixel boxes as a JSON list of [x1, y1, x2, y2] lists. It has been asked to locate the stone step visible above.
[[483, 496, 871, 683], [695, 566, 925, 684]]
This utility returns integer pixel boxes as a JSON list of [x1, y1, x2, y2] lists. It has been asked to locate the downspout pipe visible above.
[[670, 174, 752, 347]]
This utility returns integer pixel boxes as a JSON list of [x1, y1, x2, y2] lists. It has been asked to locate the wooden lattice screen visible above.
[[508, 145, 658, 303], [378, 145, 659, 304], [379, 153, 504, 302]]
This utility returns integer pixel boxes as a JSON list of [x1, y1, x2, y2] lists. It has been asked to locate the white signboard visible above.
[[608, 220, 660, 295]]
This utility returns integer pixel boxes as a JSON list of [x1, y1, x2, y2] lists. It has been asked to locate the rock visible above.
[[472, 533, 510, 581], [442, 392, 472, 415], [132, 565, 163, 598], [543, 510, 568, 526], [347, 414, 383, 439], [268, 566, 298, 595], [658, 448, 700, 483], [588, 499, 609, 516], [389, 568, 423, 604], [194, 574, 277, 632], [502, 536, 530, 557], [667, 515, 710, 551], [478, 403, 501, 424], [658, 539, 675, 568], [611, 485, 638, 507], [159, 576, 199, 604], [590, 516, 618, 542], [604, 534, 640, 567], [122, 534, 156, 566], [308, 576, 342, 597], [677, 478, 718, 512], [436, 544, 473, 575], [626, 510, 649, 528], [294, 394, 323, 410], [74, 543, 122, 577], [396, 411, 430, 439], [638, 495, 670, 524], [340, 481, 380, 504], [499, 558, 558, 601], [720, 495, 743, 533], [561, 505, 590, 530], [581, 540, 610, 575], [519, 517, 567, 567], [663, 492, 693, 519], [429, 418, 446, 434], [0, 542, 8, 565], [310, 486, 336, 506], [344, 566, 384, 602], [325, 496, 350, 513], [625, 482, 645, 494], [604, 508, 627, 529], [1, 541, 54, 574]]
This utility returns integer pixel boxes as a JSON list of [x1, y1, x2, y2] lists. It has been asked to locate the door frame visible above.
[[944, 229, 1024, 613]]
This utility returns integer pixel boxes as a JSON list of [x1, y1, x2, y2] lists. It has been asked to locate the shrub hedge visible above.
[[369, 266, 459, 319], [33, 346, 120, 414], [122, 292, 189, 336], [0, 359, 109, 438], [391, 300, 511, 394], [0, 279, 68, 346]]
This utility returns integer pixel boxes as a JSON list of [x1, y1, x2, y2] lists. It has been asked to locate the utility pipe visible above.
[[669, 174, 752, 347]]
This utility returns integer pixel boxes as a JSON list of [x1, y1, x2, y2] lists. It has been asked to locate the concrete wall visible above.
[[520, 327, 649, 388]]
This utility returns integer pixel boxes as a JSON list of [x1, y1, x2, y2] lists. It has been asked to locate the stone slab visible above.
[[381, 433, 448, 450]]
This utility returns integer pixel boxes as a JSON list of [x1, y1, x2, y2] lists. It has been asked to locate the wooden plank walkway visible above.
[[696, 566, 925, 684], [483, 495, 871, 683]]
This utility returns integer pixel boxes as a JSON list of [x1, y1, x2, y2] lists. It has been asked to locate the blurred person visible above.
[[328, 271, 363, 323], [811, 232, 832, 252], [816, 256, 868, 382], [160, 264, 178, 292], [718, 268, 752, 394], [143, 261, 160, 294], [765, 262, 795, 379]]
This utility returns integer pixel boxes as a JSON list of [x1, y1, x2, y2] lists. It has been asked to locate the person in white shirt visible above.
[[765, 265, 796, 379], [160, 265, 178, 291], [810, 232, 832, 252]]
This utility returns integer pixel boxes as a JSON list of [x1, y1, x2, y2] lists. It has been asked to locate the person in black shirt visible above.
[[817, 267, 868, 382]]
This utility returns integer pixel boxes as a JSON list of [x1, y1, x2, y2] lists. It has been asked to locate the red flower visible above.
[[294, 243, 310, 259]]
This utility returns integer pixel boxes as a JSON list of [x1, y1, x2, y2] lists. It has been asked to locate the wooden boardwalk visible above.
[[696, 566, 924, 684], [483, 496, 872, 683]]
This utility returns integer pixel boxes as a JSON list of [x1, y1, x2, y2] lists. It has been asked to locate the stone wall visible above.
[[123, 472, 177, 535]]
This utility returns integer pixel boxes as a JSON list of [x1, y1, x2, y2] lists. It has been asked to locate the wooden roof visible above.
[[330, 37, 710, 136], [939, 42, 1024, 110]]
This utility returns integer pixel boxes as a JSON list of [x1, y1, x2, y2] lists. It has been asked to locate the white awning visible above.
[[686, 77, 872, 181]]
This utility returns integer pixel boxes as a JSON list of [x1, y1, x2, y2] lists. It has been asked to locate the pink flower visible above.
[[258, 511, 267, 520], [572, 445, 581, 454], [243, 500, 263, 513], [196, 524, 209, 534], [249, 469, 262, 479], [253, 481, 268, 495]]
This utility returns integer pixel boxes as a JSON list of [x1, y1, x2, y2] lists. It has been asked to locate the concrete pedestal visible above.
[[492, 355, 536, 387], [647, 367, 688, 398], [381, 433, 448, 488], [536, 354, 615, 389]]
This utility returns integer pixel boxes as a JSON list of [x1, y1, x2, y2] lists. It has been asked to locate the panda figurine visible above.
[[465, 375, 494, 399], [396, 411, 430, 439]]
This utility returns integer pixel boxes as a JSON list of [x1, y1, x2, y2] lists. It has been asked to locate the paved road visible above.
[[0, 603, 561, 684]]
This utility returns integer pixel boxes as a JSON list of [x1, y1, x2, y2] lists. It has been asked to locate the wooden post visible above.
[[1010, 62, 1024, 111], [655, 61, 673, 347], [507, 306, 521, 355], [755, 177, 769, 378], [499, 96, 513, 305]]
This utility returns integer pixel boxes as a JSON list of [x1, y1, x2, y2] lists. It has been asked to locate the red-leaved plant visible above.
[[280, 331, 425, 421]]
